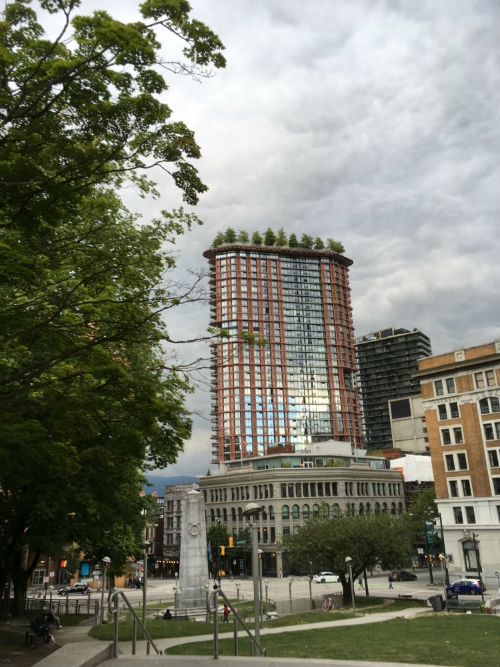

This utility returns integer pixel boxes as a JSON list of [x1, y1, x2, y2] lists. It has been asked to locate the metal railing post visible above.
[[213, 590, 219, 660]]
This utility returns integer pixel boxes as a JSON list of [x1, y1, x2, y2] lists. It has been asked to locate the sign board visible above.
[[43, 576, 49, 583], [49, 572, 55, 578]]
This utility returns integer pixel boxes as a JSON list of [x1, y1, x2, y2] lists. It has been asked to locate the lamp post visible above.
[[141, 540, 150, 634], [437, 513, 450, 586], [472, 532, 485, 603], [345, 557, 356, 615], [264, 578, 269, 607], [235, 582, 240, 616], [243, 502, 261, 655], [100, 556, 111, 624]]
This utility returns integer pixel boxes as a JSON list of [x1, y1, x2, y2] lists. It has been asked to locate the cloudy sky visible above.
[[42, 0, 500, 477]]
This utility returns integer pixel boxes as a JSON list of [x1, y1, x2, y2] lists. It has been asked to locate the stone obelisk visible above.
[[178, 489, 208, 609]]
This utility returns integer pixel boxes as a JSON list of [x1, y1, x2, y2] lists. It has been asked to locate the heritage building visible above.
[[414, 341, 500, 577], [199, 441, 404, 576], [203, 244, 364, 464]]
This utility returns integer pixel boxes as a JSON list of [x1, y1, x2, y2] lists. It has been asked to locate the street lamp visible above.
[[243, 502, 261, 654], [235, 582, 241, 616], [264, 578, 269, 606], [100, 556, 111, 624], [345, 556, 356, 615], [141, 540, 150, 636]]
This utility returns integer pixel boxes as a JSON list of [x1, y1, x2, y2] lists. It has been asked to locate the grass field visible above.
[[88, 596, 423, 641], [166, 614, 499, 667]]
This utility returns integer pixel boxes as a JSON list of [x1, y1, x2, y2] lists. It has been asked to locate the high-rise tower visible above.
[[204, 243, 363, 463], [355, 327, 432, 450]]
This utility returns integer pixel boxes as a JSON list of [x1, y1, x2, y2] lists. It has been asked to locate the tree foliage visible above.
[[0, 0, 225, 614], [264, 227, 276, 246], [283, 514, 413, 603]]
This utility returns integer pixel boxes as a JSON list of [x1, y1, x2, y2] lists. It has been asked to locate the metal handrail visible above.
[[108, 590, 162, 658], [213, 588, 266, 657]]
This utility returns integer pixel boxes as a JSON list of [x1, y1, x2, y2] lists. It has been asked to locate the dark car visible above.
[[391, 570, 417, 582], [58, 583, 90, 596], [446, 578, 486, 596]]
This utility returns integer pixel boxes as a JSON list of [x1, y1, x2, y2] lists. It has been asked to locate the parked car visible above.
[[391, 570, 417, 582], [313, 571, 340, 583], [58, 583, 90, 596], [446, 578, 486, 596]]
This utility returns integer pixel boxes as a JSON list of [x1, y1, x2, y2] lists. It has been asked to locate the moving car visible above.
[[58, 583, 90, 596], [391, 570, 417, 582], [446, 578, 486, 596], [313, 571, 340, 583]]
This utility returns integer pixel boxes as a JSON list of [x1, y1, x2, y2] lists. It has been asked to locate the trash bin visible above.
[[428, 595, 444, 612]]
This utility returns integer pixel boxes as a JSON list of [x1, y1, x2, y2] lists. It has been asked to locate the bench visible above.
[[398, 594, 412, 599], [446, 598, 483, 612]]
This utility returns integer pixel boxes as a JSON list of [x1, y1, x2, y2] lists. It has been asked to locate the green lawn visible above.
[[89, 597, 424, 641], [167, 614, 499, 667]]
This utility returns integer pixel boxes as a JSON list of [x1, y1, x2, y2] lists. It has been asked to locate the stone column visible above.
[[178, 490, 209, 609]]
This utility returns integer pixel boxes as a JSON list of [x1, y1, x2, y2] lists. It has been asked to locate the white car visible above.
[[313, 571, 340, 583]]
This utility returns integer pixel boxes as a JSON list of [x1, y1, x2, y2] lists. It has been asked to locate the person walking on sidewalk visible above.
[[388, 574, 393, 589], [223, 603, 230, 623]]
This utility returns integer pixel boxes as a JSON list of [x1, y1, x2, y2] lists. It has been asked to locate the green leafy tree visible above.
[[0, 0, 225, 614], [264, 227, 276, 246], [212, 231, 225, 246], [237, 230, 249, 244], [288, 233, 299, 248], [275, 228, 288, 247], [300, 234, 314, 249], [223, 227, 237, 243], [314, 237, 325, 250], [326, 239, 346, 253], [284, 514, 413, 604], [251, 231, 263, 245]]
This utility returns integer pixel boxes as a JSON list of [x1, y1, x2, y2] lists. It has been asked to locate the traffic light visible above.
[[219, 545, 225, 556], [59, 559, 68, 568], [228, 537, 234, 548]]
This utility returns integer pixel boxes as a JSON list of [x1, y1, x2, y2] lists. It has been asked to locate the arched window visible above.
[[238, 507, 243, 521], [210, 509, 215, 522], [375, 502, 381, 513], [398, 502, 403, 515], [261, 506, 267, 520], [216, 508, 221, 519], [332, 503, 340, 517], [302, 504, 310, 520], [231, 507, 236, 521], [322, 504, 330, 518], [292, 504, 300, 519], [223, 508, 227, 521], [269, 505, 275, 520], [359, 503, 364, 516], [313, 504, 320, 518], [365, 503, 371, 516], [382, 502, 388, 513], [282, 505, 289, 520], [391, 503, 396, 516]]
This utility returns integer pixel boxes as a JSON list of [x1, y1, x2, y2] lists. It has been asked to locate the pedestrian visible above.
[[388, 574, 393, 589], [358, 576, 364, 590], [223, 603, 230, 623]]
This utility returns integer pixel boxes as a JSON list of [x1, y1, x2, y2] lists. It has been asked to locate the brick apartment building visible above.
[[414, 341, 500, 578]]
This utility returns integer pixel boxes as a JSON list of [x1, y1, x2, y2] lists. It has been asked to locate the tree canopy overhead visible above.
[[0, 0, 225, 614]]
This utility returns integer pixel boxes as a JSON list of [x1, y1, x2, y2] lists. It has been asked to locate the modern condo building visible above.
[[204, 243, 363, 464], [355, 327, 432, 450]]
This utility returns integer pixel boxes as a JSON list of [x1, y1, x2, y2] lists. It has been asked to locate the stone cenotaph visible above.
[[178, 489, 208, 609]]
